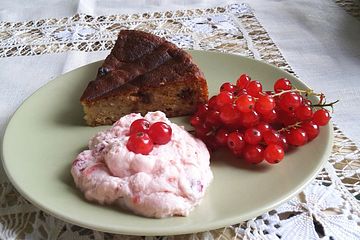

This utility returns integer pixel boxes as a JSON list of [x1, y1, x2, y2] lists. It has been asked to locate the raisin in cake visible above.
[[80, 30, 208, 126]]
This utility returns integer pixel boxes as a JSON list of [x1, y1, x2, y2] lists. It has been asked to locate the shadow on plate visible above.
[[55, 102, 85, 127], [52, 69, 91, 127]]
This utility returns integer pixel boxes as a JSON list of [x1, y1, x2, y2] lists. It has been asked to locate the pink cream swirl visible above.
[[71, 111, 213, 218]]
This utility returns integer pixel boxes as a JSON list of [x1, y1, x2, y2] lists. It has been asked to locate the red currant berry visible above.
[[279, 92, 302, 112], [244, 128, 262, 145], [220, 82, 235, 92], [205, 110, 221, 128], [241, 110, 260, 128], [313, 109, 330, 126], [263, 130, 281, 145], [255, 95, 275, 114], [243, 144, 264, 164], [195, 124, 212, 139], [203, 134, 219, 151], [295, 105, 314, 121], [190, 116, 202, 127], [235, 94, 255, 113], [278, 134, 289, 152], [298, 95, 304, 104], [260, 109, 278, 124], [196, 104, 209, 119], [286, 128, 308, 146], [148, 122, 172, 145], [215, 128, 229, 146], [278, 110, 298, 126], [256, 122, 272, 134], [129, 119, 150, 135], [227, 131, 245, 153], [301, 121, 320, 141], [216, 91, 233, 108], [274, 78, 292, 93], [264, 144, 284, 164], [208, 96, 218, 110], [303, 99, 312, 106], [246, 80, 263, 97], [126, 132, 154, 155], [233, 88, 248, 97], [236, 74, 251, 89], [219, 105, 241, 125]]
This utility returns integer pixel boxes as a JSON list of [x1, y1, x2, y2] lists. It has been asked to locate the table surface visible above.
[[1, 0, 360, 239], [1, 0, 360, 146]]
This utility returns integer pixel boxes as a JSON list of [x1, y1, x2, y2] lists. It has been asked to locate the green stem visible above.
[[311, 99, 339, 108]]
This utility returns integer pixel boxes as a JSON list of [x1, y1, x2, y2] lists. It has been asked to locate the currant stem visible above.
[[270, 89, 307, 97], [277, 122, 302, 133], [270, 89, 323, 98], [311, 99, 339, 108]]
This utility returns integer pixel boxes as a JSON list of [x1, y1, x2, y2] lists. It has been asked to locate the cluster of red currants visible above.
[[190, 74, 335, 164], [126, 119, 172, 155]]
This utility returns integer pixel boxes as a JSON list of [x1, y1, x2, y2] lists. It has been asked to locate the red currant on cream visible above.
[[129, 119, 150, 135], [127, 132, 154, 155], [148, 122, 172, 145]]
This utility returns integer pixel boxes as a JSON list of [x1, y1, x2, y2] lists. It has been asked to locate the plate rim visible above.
[[1, 50, 333, 236]]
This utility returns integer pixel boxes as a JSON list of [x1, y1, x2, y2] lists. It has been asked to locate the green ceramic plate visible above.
[[2, 51, 333, 236]]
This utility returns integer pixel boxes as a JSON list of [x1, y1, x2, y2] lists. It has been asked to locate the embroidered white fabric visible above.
[[0, 3, 360, 239]]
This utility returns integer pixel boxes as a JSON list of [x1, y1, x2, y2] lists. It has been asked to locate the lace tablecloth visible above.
[[1, 3, 360, 240]]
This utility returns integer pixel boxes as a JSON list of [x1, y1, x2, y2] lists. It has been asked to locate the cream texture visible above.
[[71, 111, 213, 218]]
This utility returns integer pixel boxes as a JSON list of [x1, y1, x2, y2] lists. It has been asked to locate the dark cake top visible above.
[[80, 30, 202, 102]]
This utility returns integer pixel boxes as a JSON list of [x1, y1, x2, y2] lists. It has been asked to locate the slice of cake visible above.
[[80, 30, 208, 126]]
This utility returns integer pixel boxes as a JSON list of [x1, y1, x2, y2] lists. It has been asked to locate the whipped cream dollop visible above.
[[71, 111, 213, 218]]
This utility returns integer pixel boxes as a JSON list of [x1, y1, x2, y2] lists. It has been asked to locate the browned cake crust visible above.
[[80, 30, 208, 126]]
